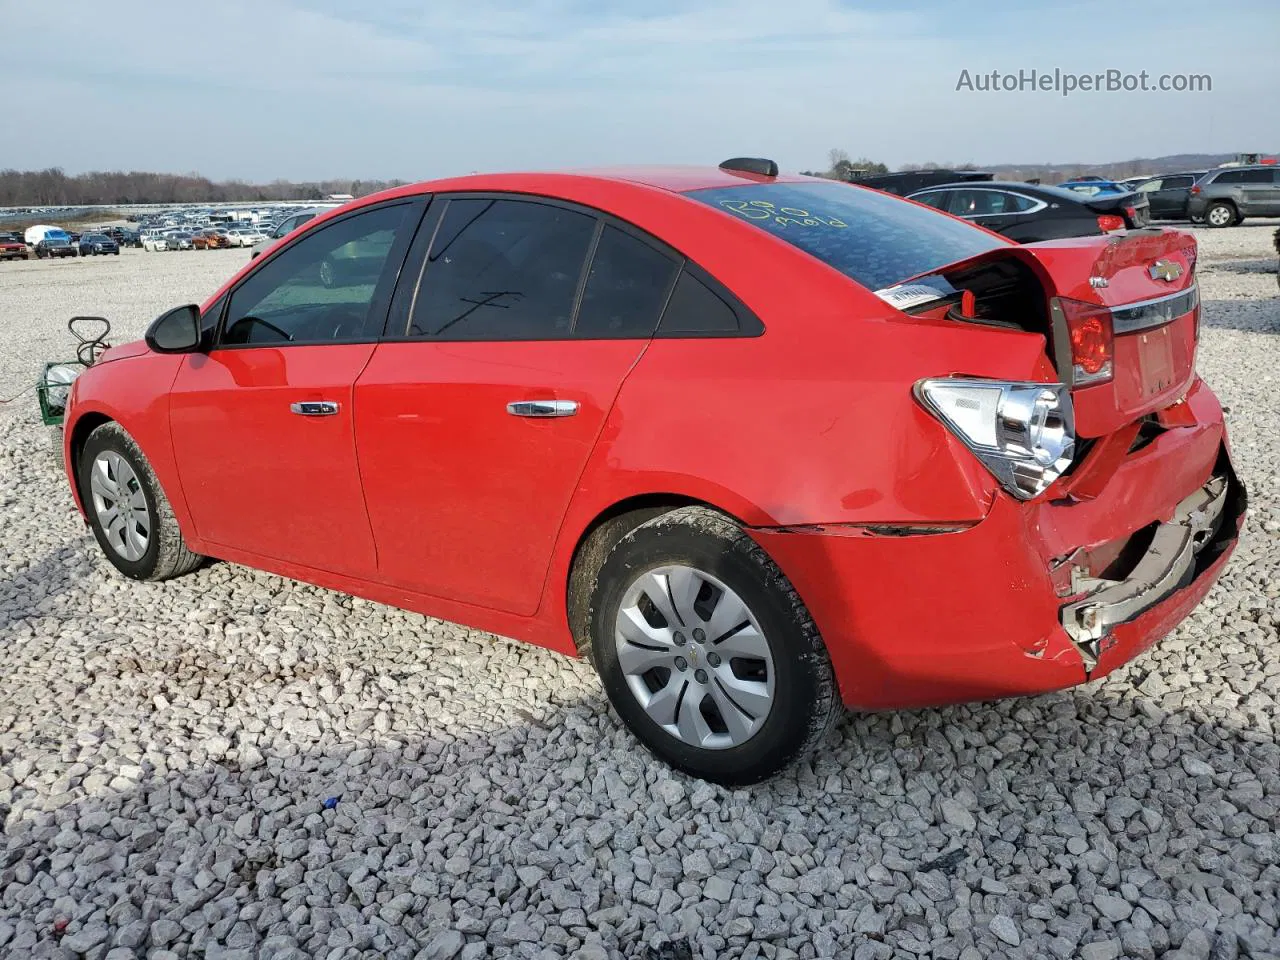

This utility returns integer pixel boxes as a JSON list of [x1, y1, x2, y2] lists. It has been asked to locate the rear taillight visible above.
[[915, 378, 1076, 500], [1123, 205, 1136, 221], [1190, 184, 1201, 195], [1056, 297, 1114, 386], [1097, 214, 1126, 232]]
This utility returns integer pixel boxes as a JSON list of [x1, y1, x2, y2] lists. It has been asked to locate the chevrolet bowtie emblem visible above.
[[1149, 259, 1183, 283]]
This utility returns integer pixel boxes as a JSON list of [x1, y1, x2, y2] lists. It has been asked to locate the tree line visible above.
[[0, 168, 407, 207]]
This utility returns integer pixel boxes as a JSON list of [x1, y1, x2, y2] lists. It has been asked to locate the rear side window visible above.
[[1213, 169, 1271, 185], [688, 181, 1005, 293], [658, 268, 750, 336], [410, 198, 595, 340], [575, 225, 679, 338]]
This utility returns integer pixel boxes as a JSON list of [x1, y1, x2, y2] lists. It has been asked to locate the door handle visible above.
[[290, 401, 340, 416], [506, 400, 579, 418]]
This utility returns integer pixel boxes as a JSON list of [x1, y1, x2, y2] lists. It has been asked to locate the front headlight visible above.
[[915, 378, 1076, 500]]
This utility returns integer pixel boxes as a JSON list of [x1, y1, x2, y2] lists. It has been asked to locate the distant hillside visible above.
[[981, 153, 1277, 183]]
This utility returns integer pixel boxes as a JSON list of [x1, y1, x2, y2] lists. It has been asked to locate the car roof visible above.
[[351, 166, 817, 208], [908, 181, 1105, 204], [1204, 164, 1277, 175]]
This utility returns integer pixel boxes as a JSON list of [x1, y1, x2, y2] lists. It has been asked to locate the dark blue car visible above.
[[77, 233, 120, 256]]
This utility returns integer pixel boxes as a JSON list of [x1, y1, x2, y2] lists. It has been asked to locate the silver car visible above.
[[249, 208, 330, 259]]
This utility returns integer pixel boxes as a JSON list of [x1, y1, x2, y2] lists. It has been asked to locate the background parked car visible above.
[[1187, 165, 1280, 227], [0, 232, 27, 260], [77, 233, 120, 256], [1056, 179, 1132, 198], [908, 181, 1150, 242], [141, 232, 168, 252], [250, 207, 327, 258], [853, 169, 992, 197], [167, 231, 195, 251], [1134, 171, 1206, 221], [226, 226, 267, 247], [25, 226, 77, 258]]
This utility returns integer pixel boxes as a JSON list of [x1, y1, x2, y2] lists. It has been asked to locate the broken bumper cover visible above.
[[750, 379, 1246, 710], [1059, 475, 1230, 666]]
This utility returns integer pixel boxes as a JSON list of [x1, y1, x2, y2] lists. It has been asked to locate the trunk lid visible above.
[[891, 228, 1199, 438], [1084, 191, 1151, 229]]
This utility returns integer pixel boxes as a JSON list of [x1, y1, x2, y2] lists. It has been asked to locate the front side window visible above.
[[409, 198, 595, 340], [688, 181, 1006, 292], [222, 203, 410, 346]]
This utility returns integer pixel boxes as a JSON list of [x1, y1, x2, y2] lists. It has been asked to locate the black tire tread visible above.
[[585, 505, 841, 784]]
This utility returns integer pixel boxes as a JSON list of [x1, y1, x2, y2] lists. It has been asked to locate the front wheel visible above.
[[587, 506, 840, 785], [79, 422, 205, 581]]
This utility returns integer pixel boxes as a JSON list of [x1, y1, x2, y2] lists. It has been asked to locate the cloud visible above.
[[4, 0, 1277, 180]]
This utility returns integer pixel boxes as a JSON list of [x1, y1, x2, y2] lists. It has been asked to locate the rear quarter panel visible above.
[[556, 209, 1064, 536]]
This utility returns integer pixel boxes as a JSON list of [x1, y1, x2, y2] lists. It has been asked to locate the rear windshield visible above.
[[687, 181, 1006, 292]]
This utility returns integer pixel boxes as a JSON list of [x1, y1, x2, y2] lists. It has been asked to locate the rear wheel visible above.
[[586, 506, 840, 785], [79, 422, 204, 581], [1205, 202, 1236, 228]]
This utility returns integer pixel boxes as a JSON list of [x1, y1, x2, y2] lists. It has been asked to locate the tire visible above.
[[1205, 202, 1236, 228], [79, 422, 204, 582], [586, 506, 840, 785]]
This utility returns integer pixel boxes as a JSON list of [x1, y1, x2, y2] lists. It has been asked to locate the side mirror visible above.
[[145, 304, 202, 354]]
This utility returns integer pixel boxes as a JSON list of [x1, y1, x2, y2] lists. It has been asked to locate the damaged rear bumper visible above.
[[1059, 474, 1231, 667], [750, 379, 1247, 711]]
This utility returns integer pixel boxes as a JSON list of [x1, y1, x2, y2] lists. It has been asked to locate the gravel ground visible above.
[[1, 231, 1278, 960]]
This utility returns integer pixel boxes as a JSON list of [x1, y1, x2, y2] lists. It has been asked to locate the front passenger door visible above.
[[168, 199, 422, 576]]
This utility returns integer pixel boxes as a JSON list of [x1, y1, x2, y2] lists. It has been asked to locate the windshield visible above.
[[687, 180, 1006, 292]]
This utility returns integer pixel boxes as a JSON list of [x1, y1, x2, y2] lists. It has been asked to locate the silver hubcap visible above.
[[1208, 207, 1230, 225], [90, 451, 150, 562], [614, 565, 775, 750]]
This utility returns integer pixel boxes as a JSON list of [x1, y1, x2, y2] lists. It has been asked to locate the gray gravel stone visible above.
[[989, 915, 1021, 946]]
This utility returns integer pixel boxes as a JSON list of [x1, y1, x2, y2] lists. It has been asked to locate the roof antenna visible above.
[[719, 157, 779, 178]]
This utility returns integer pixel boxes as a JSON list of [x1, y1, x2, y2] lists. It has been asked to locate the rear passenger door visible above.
[[1231, 169, 1274, 214], [1261, 169, 1280, 214], [353, 194, 681, 616]]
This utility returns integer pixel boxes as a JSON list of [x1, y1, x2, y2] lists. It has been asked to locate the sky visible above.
[[5, 0, 1278, 181]]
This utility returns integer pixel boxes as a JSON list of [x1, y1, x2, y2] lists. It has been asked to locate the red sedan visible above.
[[61, 159, 1246, 784]]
